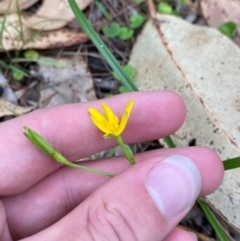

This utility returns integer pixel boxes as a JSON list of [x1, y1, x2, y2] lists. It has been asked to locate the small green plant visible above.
[[99, 0, 146, 41], [118, 27, 134, 40], [12, 68, 26, 81], [157, 2, 179, 16], [24, 49, 40, 60], [130, 14, 146, 29], [218, 21, 237, 40], [113, 64, 136, 93], [102, 14, 145, 40], [102, 22, 121, 37]]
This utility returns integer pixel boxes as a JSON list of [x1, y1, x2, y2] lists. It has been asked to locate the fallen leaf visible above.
[[0, 14, 88, 50], [22, 0, 92, 31], [0, 98, 35, 117], [129, 14, 240, 232], [0, 0, 39, 14], [201, 0, 240, 46], [38, 56, 96, 108]]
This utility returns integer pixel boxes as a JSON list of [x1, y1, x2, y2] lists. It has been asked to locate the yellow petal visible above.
[[118, 100, 134, 135], [91, 117, 110, 134], [88, 108, 109, 134], [101, 103, 119, 123], [88, 108, 106, 124]]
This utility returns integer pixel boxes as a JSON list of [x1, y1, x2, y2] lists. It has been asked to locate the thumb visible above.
[[24, 153, 222, 241]]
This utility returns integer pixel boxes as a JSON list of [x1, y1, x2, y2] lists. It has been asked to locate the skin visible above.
[[0, 91, 224, 241]]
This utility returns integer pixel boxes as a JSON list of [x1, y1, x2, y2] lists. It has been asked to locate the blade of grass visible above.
[[68, 0, 138, 91], [94, 0, 111, 21], [223, 156, 240, 170], [198, 199, 229, 241], [0, 59, 29, 77], [164, 136, 175, 148], [0, 0, 14, 58]]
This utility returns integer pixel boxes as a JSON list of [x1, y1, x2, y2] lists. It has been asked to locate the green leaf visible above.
[[118, 27, 134, 40], [113, 64, 136, 81], [12, 69, 25, 81], [118, 85, 130, 93], [158, 2, 173, 14], [130, 14, 146, 29], [24, 49, 40, 60], [223, 156, 240, 170], [218, 21, 237, 40], [102, 22, 121, 37]]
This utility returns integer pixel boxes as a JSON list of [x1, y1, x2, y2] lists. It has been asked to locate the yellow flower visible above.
[[89, 100, 134, 138]]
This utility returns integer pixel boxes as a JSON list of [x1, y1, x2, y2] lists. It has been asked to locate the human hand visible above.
[[0, 91, 223, 241]]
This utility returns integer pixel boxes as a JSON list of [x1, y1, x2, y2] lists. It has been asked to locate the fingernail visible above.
[[189, 232, 198, 241], [145, 155, 202, 219]]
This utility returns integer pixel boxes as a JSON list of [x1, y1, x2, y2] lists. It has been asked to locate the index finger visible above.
[[0, 91, 186, 195]]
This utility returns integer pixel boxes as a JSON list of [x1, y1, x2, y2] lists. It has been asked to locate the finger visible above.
[[162, 227, 197, 241], [0, 201, 12, 241], [20, 153, 223, 241], [4, 147, 223, 240], [0, 91, 186, 195]]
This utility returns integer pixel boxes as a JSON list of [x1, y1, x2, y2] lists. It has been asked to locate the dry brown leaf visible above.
[[38, 56, 96, 108], [22, 0, 92, 31], [0, 14, 88, 50], [0, 98, 35, 117], [0, 0, 39, 14], [129, 14, 240, 232], [201, 0, 240, 46]]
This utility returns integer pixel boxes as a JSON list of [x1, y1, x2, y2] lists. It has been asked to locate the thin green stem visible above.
[[116, 135, 125, 152], [24, 126, 115, 177], [52, 152, 115, 177]]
